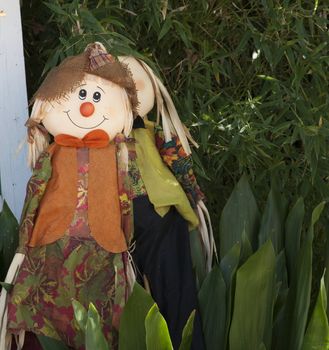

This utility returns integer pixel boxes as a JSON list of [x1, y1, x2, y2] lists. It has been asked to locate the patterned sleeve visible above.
[[154, 124, 205, 209], [17, 150, 52, 254]]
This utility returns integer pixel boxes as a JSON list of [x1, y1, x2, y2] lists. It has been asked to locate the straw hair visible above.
[[26, 100, 51, 168], [136, 59, 198, 155], [121, 88, 134, 137]]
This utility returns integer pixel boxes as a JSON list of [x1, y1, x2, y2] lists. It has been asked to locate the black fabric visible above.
[[11, 332, 43, 350], [132, 115, 146, 129], [132, 195, 205, 350]]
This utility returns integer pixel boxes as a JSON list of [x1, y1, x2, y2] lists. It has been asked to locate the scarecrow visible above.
[[0, 43, 214, 350]]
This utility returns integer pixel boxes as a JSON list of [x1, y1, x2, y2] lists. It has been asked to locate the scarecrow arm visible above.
[[17, 149, 53, 254], [154, 124, 205, 208]]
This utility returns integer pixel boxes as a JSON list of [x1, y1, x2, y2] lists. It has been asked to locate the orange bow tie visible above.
[[55, 129, 110, 148]]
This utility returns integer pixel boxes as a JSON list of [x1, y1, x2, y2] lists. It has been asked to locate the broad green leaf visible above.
[[119, 283, 154, 350], [219, 174, 260, 258], [199, 265, 226, 350], [220, 243, 241, 348], [85, 303, 109, 350], [145, 304, 173, 350], [285, 198, 305, 280], [310, 202, 325, 234], [220, 242, 241, 289], [229, 241, 276, 350], [0, 200, 19, 282], [324, 241, 329, 319], [275, 251, 288, 292], [37, 335, 70, 350], [179, 310, 195, 350], [271, 251, 289, 349], [72, 299, 88, 331], [239, 230, 253, 265], [258, 186, 288, 253], [302, 277, 329, 350], [276, 233, 312, 350], [276, 202, 325, 350]]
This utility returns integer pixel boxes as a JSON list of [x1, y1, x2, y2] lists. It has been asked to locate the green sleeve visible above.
[[17, 151, 52, 254]]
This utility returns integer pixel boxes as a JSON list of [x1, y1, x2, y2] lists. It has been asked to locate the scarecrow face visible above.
[[42, 73, 129, 139]]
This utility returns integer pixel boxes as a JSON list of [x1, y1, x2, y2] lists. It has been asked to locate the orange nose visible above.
[[80, 102, 95, 117]]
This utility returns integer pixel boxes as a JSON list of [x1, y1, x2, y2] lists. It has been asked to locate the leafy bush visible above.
[[197, 174, 327, 350], [71, 286, 194, 350]]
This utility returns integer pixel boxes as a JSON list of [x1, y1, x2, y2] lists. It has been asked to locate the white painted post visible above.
[[0, 0, 30, 219]]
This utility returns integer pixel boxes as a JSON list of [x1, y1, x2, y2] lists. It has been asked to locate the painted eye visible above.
[[79, 89, 87, 100], [93, 91, 101, 103]]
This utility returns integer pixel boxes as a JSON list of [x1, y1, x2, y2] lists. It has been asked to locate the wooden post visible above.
[[0, 0, 30, 219]]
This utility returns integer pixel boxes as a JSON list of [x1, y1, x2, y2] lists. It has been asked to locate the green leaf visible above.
[[85, 303, 109, 350], [44, 2, 68, 16], [324, 239, 329, 320], [310, 202, 325, 233], [285, 198, 305, 280], [0, 201, 19, 282], [198, 265, 226, 350], [41, 49, 61, 76], [277, 202, 325, 350], [220, 243, 241, 348], [119, 283, 154, 350], [271, 251, 289, 349], [145, 304, 173, 350], [220, 242, 241, 289], [302, 276, 329, 350], [275, 251, 288, 292], [0, 282, 13, 292], [172, 20, 191, 48], [72, 299, 88, 331], [37, 335, 70, 350], [79, 8, 105, 32], [219, 174, 260, 258], [179, 310, 195, 350], [239, 230, 253, 265], [158, 18, 172, 41], [229, 241, 276, 350], [258, 186, 288, 253]]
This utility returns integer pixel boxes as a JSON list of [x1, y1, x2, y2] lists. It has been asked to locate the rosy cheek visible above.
[[135, 79, 145, 91], [107, 106, 119, 117]]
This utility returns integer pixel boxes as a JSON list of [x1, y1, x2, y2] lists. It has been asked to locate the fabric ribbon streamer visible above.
[[197, 200, 218, 272]]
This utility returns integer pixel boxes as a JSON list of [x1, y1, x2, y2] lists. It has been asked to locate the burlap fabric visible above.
[[31, 43, 139, 115]]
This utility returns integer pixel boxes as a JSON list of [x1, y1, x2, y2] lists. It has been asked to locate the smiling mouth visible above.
[[64, 110, 108, 129]]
